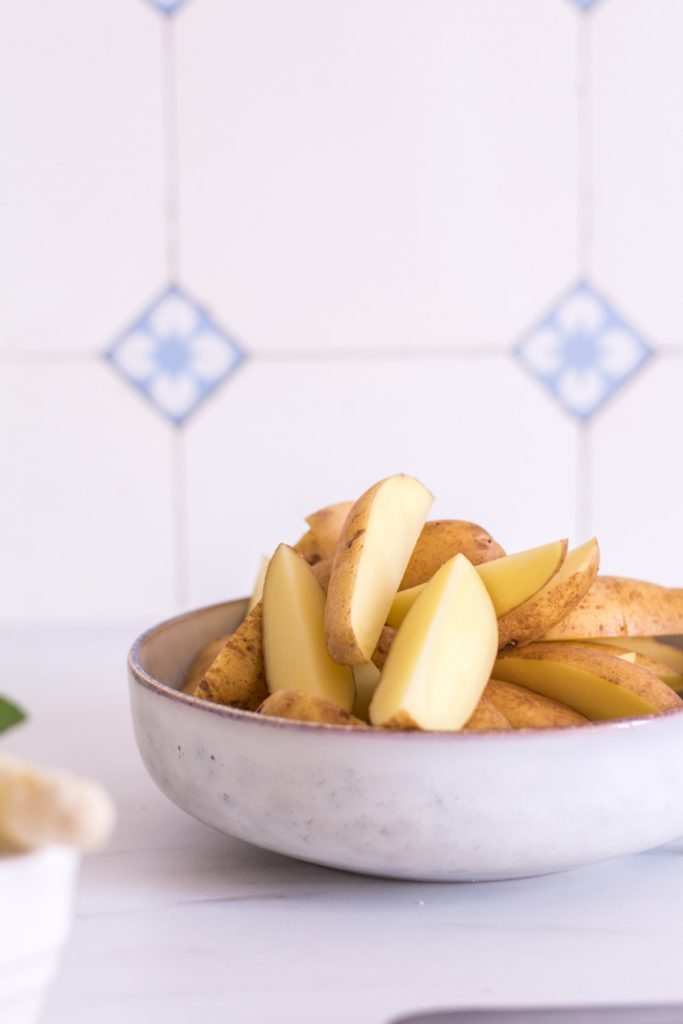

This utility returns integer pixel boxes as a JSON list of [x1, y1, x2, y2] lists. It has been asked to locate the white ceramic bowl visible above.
[[0, 845, 79, 1024], [129, 600, 683, 881]]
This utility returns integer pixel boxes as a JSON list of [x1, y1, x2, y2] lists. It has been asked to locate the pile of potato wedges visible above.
[[184, 474, 683, 731]]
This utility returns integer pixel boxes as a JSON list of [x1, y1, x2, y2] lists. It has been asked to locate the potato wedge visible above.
[[183, 634, 230, 693], [494, 642, 683, 720], [485, 679, 588, 728], [371, 625, 395, 671], [400, 520, 504, 589], [192, 604, 268, 710], [294, 501, 353, 565], [263, 544, 355, 710], [545, 576, 683, 640], [463, 697, 512, 732], [258, 691, 367, 728], [497, 538, 600, 651], [352, 661, 381, 722], [311, 556, 333, 592], [369, 554, 498, 731], [387, 539, 568, 627], [591, 637, 683, 691], [325, 475, 434, 665]]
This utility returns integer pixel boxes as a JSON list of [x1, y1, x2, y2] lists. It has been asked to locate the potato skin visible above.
[[183, 635, 230, 693], [498, 642, 683, 713], [400, 520, 504, 589], [485, 679, 588, 728], [293, 502, 353, 565], [545, 576, 683, 640], [463, 697, 512, 732], [258, 690, 367, 727], [497, 542, 599, 651], [191, 604, 268, 711]]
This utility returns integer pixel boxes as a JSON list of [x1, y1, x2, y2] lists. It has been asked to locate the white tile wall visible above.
[[184, 357, 579, 607], [1, 0, 682, 623], [177, 0, 579, 354]]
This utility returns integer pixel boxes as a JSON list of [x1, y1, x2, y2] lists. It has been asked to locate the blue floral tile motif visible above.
[[515, 281, 652, 420], [144, 0, 188, 15], [106, 285, 244, 425]]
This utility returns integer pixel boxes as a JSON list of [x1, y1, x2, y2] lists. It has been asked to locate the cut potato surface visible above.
[[400, 520, 505, 590], [596, 636, 683, 675], [352, 661, 381, 722], [494, 642, 683, 721], [247, 556, 269, 612], [545, 577, 683, 640], [325, 474, 433, 665], [369, 554, 498, 731], [497, 538, 600, 651], [486, 679, 588, 728], [263, 544, 355, 711], [387, 538, 568, 627]]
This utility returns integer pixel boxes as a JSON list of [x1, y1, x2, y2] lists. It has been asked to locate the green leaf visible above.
[[0, 697, 25, 735]]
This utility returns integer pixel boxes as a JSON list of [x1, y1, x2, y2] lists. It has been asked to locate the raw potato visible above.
[[497, 539, 600, 651], [325, 474, 434, 665], [486, 679, 588, 728], [192, 604, 268, 710], [494, 642, 683, 720], [258, 691, 367, 728], [463, 697, 512, 732], [591, 637, 683, 691], [183, 635, 230, 693], [400, 520, 505, 589], [0, 753, 115, 852], [545, 576, 683, 640], [247, 556, 269, 612], [369, 554, 498, 731], [352, 661, 382, 722], [387, 538, 568, 627], [294, 501, 353, 565], [263, 544, 355, 710], [311, 557, 333, 592]]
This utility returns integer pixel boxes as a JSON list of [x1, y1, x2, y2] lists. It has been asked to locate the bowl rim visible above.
[[128, 598, 683, 739]]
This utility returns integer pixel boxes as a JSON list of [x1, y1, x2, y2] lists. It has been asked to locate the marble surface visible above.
[[4, 624, 683, 1024]]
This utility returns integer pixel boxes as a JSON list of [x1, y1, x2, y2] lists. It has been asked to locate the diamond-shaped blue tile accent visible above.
[[106, 285, 245, 425], [515, 281, 652, 421], [144, 0, 188, 15]]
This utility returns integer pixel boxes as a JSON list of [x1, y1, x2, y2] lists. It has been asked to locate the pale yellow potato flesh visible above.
[[258, 691, 367, 728], [293, 501, 353, 566], [485, 679, 588, 728], [494, 642, 683, 720], [463, 696, 512, 732], [247, 555, 269, 612], [352, 661, 381, 722], [595, 636, 683, 678], [544, 576, 683, 640], [369, 554, 498, 731], [192, 604, 268, 710], [497, 538, 600, 651], [387, 538, 568, 627], [325, 474, 434, 665], [400, 520, 505, 589], [263, 544, 355, 711]]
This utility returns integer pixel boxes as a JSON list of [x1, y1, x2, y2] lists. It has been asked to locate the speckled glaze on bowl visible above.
[[129, 600, 683, 881]]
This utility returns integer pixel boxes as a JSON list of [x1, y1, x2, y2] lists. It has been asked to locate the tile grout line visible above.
[[171, 429, 190, 609], [576, 9, 593, 542], [576, 421, 592, 541], [162, 14, 180, 282]]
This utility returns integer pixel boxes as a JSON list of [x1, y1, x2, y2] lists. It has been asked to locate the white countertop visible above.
[[4, 623, 683, 1024]]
